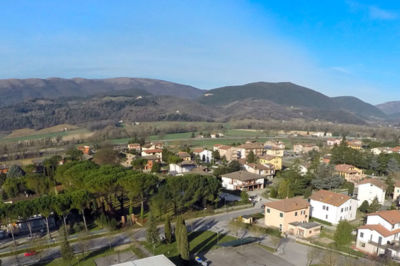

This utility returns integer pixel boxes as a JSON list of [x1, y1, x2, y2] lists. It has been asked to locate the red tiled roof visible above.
[[357, 178, 387, 190], [367, 210, 400, 225], [358, 224, 400, 237], [264, 197, 309, 212], [310, 190, 351, 207]]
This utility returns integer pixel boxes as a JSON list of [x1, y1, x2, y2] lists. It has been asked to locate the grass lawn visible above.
[[44, 243, 145, 266], [143, 230, 236, 264]]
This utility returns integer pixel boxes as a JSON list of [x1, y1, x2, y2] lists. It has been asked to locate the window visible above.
[[326, 206, 329, 211], [349, 206, 351, 210], [341, 208, 343, 213], [323, 206, 326, 210], [361, 243, 365, 247], [267, 208, 270, 213], [360, 232, 364, 238], [295, 212, 298, 216], [325, 215, 328, 219], [280, 213, 283, 218], [279, 224, 282, 231]]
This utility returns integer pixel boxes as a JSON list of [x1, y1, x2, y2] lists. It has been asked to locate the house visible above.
[[240, 215, 254, 224], [0, 165, 8, 174], [287, 222, 321, 238], [192, 147, 204, 155], [264, 141, 285, 157], [356, 178, 387, 207], [393, 180, 400, 203], [127, 143, 141, 152], [355, 210, 400, 258], [392, 146, 400, 154], [335, 164, 365, 183], [347, 140, 362, 150], [259, 155, 282, 171], [264, 140, 285, 150], [141, 149, 162, 160], [264, 197, 313, 233], [327, 138, 342, 146], [221, 171, 265, 191], [169, 161, 197, 175], [293, 144, 320, 154], [199, 149, 213, 163], [142, 142, 164, 151], [243, 163, 275, 180], [238, 142, 265, 158], [142, 155, 160, 172], [371, 147, 393, 155], [177, 151, 191, 161], [214, 145, 242, 161], [210, 132, 224, 138], [309, 190, 357, 224], [321, 155, 331, 164], [78, 145, 91, 155]]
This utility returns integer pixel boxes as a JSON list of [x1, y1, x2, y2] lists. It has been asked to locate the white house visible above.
[[199, 149, 213, 163], [356, 178, 387, 207], [221, 171, 264, 191], [309, 190, 357, 224], [243, 163, 275, 180], [356, 210, 400, 258], [169, 161, 197, 176]]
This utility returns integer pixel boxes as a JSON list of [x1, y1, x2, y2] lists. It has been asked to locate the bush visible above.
[[334, 221, 353, 247], [358, 200, 369, 213]]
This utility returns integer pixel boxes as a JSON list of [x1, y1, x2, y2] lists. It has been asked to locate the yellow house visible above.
[[264, 197, 310, 233], [259, 155, 282, 171]]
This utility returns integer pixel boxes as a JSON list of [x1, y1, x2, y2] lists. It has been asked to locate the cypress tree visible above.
[[179, 224, 190, 261], [146, 213, 160, 245], [175, 216, 183, 251], [164, 216, 172, 243]]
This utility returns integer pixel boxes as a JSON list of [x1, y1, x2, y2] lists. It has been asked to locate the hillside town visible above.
[[2, 129, 400, 265]]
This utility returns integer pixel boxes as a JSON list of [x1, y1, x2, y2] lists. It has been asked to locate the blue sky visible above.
[[0, 0, 399, 104]]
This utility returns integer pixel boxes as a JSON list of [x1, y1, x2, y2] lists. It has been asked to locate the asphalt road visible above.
[[1, 204, 264, 266]]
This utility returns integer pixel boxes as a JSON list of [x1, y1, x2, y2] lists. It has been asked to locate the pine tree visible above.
[[179, 223, 190, 261], [164, 216, 172, 243]]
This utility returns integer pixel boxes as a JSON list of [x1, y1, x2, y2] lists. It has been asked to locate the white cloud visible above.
[[369, 6, 397, 20]]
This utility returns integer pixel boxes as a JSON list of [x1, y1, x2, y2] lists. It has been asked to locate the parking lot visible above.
[[204, 244, 294, 266]]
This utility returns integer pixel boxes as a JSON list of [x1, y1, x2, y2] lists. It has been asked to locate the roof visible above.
[[246, 163, 273, 171], [141, 155, 159, 160], [264, 197, 310, 212], [367, 210, 400, 225], [259, 155, 279, 161], [142, 149, 162, 153], [290, 222, 321, 229], [192, 147, 204, 153], [335, 164, 356, 172], [238, 142, 264, 149], [358, 224, 400, 238], [309, 190, 351, 207], [112, 255, 175, 266], [222, 170, 264, 181], [177, 151, 191, 158], [357, 178, 387, 190], [218, 145, 232, 150]]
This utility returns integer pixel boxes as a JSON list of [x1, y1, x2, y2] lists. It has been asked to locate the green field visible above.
[[0, 128, 90, 143]]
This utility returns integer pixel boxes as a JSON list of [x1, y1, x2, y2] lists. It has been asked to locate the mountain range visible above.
[[0, 77, 396, 131]]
